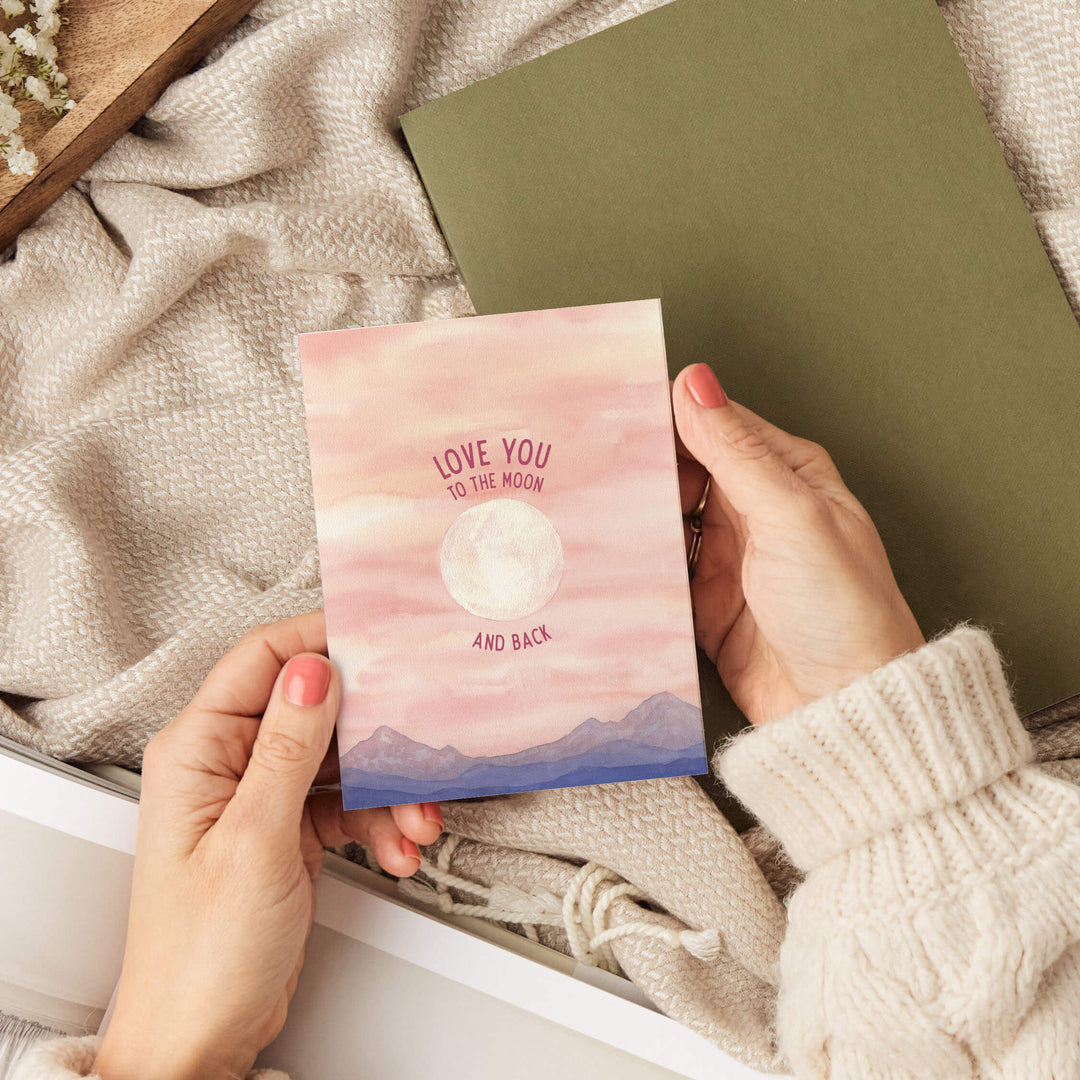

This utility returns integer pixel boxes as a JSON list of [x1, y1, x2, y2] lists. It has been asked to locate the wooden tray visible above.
[[0, 0, 259, 252]]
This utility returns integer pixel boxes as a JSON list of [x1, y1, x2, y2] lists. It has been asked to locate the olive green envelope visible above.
[[400, 0, 1080, 751]]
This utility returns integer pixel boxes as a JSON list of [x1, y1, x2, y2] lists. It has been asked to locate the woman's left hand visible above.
[[93, 611, 444, 1080]]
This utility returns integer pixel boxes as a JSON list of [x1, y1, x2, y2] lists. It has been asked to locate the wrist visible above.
[[94, 1008, 255, 1080]]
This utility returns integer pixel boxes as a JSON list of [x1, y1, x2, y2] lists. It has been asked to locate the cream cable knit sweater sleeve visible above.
[[719, 625, 1080, 1079]]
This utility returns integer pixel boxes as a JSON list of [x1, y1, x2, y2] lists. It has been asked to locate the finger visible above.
[[724, 404, 846, 492], [675, 368, 847, 495], [390, 801, 444, 846], [671, 377, 717, 469], [226, 653, 341, 833], [672, 365, 805, 524], [307, 794, 424, 878], [672, 405, 696, 462], [678, 454, 710, 517], [674, 366, 845, 488], [314, 732, 340, 788], [191, 611, 328, 719], [147, 610, 331, 789]]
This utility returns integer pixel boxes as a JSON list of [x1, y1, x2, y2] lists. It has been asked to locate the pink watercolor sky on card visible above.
[[299, 299, 700, 762]]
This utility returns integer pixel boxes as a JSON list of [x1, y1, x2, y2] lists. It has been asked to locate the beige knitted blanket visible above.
[[1, 0, 1078, 1071]]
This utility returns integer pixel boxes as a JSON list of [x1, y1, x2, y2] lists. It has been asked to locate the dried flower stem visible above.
[[1, 0, 74, 177]]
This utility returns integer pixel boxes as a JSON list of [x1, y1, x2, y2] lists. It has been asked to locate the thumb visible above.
[[672, 364, 799, 523], [233, 653, 341, 832]]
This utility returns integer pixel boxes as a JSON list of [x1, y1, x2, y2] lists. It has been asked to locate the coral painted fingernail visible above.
[[422, 802, 444, 830], [283, 655, 331, 707], [686, 364, 728, 409], [400, 837, 421, 863]]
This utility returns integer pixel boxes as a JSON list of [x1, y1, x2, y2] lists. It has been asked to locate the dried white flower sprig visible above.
[[1, 0, 73, 177]]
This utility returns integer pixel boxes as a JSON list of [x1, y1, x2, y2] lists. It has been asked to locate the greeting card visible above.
[[299, 299, 706, 810]]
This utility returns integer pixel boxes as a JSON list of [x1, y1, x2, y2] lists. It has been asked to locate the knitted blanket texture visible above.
[[2, 0, 1079, 1070]]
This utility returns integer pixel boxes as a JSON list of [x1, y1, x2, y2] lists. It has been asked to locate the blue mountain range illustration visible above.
[[339, 691, 707, 810]]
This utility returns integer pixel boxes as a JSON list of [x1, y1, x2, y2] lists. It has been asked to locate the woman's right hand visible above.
[[93, 613, 442, 1080], [672, 364, 925, 727]]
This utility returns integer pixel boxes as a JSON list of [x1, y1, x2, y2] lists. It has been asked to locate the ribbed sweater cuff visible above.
[[10, 1036, 290, 1080], [717, 626, 1034, 871]]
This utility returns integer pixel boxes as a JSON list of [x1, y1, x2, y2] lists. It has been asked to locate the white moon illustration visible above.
[[439, 498, 564, 621]]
